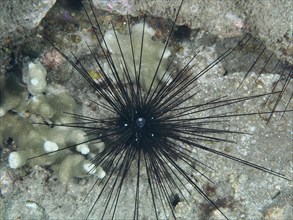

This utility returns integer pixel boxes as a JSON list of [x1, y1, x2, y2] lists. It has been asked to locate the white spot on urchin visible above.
[[162, 49, 171, 59], [96, 166, 106, 179], [28, 62, 36, 70], [30, 78, 39, 86], [43, 141, 58, 153], [8, 152, 26, 169], [82, 161, 106, 178], [76, 144, 90, 155], [31, 96, 40, 103], [0, 108, 5, 117], [83, 162, 96, 175], [25, 201, 39, 209]]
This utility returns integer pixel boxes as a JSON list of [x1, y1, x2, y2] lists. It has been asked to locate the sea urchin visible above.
[[39, 0, 291, 219]]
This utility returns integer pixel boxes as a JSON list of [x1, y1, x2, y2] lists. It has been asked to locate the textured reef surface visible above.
[[0, 0, 292, 219]]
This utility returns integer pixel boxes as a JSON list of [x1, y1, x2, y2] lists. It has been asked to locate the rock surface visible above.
[[93, 0, 293, 63], [0, 0, 56, 41]]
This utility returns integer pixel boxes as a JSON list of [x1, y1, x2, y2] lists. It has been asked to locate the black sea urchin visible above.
[[41, 0, 292, 219]]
